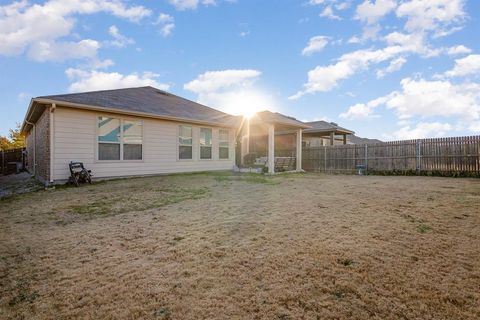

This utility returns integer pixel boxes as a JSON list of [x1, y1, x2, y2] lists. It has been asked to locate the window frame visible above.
[[178, 125, 193, 161], [199, 127, 213, 160], [218, 128, 230, 160], [96, 116, 144, 162]]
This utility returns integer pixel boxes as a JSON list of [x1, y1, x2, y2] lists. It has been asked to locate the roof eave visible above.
[[33, 98, 240, 128]]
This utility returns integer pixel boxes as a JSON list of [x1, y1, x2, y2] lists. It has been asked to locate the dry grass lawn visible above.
[[1, 172, 479, 319]]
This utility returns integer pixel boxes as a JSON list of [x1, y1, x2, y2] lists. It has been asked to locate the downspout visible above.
[[49, 103, 56, 184], [25, 120, 36, 176]]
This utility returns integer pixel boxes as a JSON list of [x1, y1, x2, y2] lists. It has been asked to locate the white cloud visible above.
[[396, 0, 466, 35], [341, 77, 480, 128], [0, 0, 150, 60], [155, 13, 175, 37], [444, 54, 480, 78], [106, 25, 134, 48], [446, 45, 472, 56], [389, 122, 453, 140], [355, 0, 397, 25], [168, 0, 222, 11], [290, 45, 407, 99], [319, 6, 341, 20], [340, 94, 393, 119], [27, 39, 100, 62], [184, 69, 261, 93], [335, 1, 352, 10], [66, 68, 170, 93], [376, 56, 406, 78], [302, 36, 329, 56], [386, 78, 480, 121], [184, 69, 277, 116]]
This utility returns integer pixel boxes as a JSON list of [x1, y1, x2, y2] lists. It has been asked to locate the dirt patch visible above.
[[0, 172, 43, 199], [1, 173, 479, 319]]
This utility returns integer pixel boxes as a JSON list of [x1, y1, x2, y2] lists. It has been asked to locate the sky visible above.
[[1, 0, 480, 140]]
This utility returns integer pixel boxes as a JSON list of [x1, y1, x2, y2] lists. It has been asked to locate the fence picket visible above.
[[302, 135, 480, 176]]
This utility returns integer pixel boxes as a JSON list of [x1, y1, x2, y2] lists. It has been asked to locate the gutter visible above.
[[33, 98, 240, 129]]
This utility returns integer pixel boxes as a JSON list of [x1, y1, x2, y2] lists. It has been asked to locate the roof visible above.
[[303, 120, 354, 134], [251, 111, 310, 129], [31, 86, 239, 128]]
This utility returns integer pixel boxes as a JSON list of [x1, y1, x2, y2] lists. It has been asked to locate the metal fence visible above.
[[1, 148, 26, 175], [302, 136, 480, 177]]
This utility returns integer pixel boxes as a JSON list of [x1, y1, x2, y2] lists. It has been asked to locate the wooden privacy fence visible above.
[[1, 148, 26, 175], [302, 136, 480, 177]]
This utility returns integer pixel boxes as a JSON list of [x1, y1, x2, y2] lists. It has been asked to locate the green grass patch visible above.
[[417, 224, 432, 233], [214, 173, 278, 185]]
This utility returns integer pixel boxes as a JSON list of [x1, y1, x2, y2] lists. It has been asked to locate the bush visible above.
[[243, 153, 258, 167]]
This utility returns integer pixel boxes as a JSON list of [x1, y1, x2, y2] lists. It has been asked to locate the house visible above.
[[20, 86, 308, 185], [302, 121, 354, 146]]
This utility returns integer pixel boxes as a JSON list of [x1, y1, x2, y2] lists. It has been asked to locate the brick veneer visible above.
[[25, 105, 50, 185]]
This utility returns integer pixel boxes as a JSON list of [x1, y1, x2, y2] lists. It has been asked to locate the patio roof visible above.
[[249, 111, 310, 129], [303, 120, 354, 135]]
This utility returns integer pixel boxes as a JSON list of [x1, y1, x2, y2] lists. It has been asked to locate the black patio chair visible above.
[[68, 161, 92, 187]]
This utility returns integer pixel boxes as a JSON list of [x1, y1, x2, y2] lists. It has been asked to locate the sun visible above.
[[241, 105, 259, 119]]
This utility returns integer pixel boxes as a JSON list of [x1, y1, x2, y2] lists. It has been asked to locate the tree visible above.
[[0, 136, 11, 151], [0, 123, 25, 151], [8, 123, 25, 149]]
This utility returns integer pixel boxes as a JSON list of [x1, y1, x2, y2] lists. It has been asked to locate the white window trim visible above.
[[199, 127, 213, 161], [218, 128, 230, 160], [95, 116, 144, 163], [177, 124, 194, 161]]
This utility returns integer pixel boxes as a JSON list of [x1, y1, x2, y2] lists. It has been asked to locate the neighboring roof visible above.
[[30, 86, 240, 128], [303, 120, 354, 134], [348, 135, 382, 144], [252, 111, 311, 129]]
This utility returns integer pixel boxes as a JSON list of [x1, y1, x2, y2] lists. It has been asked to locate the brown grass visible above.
[[1, 172, 479, 319]]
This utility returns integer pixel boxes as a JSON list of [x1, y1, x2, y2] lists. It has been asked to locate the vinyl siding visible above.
[[52, 106, 236, 181]]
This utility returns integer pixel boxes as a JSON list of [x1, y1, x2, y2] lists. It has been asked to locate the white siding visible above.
[[52, 107, 236, 181]]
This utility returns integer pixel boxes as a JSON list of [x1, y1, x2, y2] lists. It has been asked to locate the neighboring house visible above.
[[21, 86, 310, 185], [302, 121, 355, 146], [21, 86, 240, 185]]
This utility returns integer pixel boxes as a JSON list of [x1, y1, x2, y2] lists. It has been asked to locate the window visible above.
[[97, 117, 143, 161], [179, 125, 193, 160], [200, 128, 212, 159], [123, 120, 143, 160], [219, 129, 229, 160]]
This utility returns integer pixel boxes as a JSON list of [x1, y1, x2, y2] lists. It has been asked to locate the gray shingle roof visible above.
[[38, 86, 239, 127], [303, 120, 354, 134], [254, 111, 310, 128]]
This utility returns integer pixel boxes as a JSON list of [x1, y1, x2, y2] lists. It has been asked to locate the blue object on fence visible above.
[[356, 164, 367, 175]]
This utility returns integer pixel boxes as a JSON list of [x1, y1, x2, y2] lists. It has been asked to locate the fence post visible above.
[[324, 146, 327, 173], [364, 144, 368, 172], [416, 140, 422, 173], [1, 149, 4, 175]]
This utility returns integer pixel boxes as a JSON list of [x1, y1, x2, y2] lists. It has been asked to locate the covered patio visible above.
[[303, 120, 354, 146], [238, 111, 310, 174]]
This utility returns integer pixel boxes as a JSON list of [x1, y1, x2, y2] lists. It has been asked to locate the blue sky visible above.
[[1, 0, 479, 140]]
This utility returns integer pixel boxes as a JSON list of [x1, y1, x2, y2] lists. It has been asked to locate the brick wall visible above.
[[25, 106, 50, 184]]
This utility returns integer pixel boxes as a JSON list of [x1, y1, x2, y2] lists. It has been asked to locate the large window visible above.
[[200, 128, 212, 160], [179, 125, 193, 160], [98, 117, 143, 161], [219, 129, 229, 160]]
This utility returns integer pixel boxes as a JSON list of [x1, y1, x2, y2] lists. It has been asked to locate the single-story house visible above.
[[302, 121, 354, 146], [21, 86, 309, 185]]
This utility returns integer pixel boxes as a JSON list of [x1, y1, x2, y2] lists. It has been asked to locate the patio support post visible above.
[[296, 129, 302, 171], [343, 134, 347, 145], [268, 124, 275, 174], [330, 132, 334, 146]]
